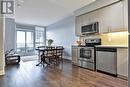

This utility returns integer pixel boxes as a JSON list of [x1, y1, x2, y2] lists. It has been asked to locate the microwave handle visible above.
[[96, 22, 99, 32], [93, 22, 98, 32]]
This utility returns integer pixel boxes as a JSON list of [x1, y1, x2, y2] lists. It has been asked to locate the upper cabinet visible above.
[[82, 10, 99, 26], [98, 1, 125, 33], [75, 10, 99, 36], [75, 16, 82, 36], [75, 0, 128, 36], [123, 0, 128, 30]]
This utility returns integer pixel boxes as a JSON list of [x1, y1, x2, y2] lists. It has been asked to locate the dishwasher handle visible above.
[[96, 47, 117, 52]]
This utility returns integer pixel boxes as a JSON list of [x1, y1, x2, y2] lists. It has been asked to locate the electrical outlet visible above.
[[108, 37, 112, 42]]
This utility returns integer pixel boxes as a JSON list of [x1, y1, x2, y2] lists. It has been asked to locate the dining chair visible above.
[[47, 46, 64, 67], [55, 46, 64, 65], [55, 46, 64, 70], [41, 46, 64, 67], [41, 46, 56, 66]]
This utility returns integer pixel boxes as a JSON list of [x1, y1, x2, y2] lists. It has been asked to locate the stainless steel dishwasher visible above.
[[96, 47, 117, 75]]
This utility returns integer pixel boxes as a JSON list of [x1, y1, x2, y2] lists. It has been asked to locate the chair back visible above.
[[37, 46, 47, 49], [41, 46, 64, 59], [56, 46, 64, 59], [44, 46, 55, 57]]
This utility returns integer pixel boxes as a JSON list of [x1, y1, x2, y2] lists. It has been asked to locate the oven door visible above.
[[78, 47, 94, 63]]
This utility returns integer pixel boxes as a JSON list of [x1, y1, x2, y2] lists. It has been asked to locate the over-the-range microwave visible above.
[[81, 22, 99, 35]]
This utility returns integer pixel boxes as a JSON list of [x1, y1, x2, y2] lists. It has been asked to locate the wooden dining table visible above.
[[35, 48, 47, 66], [35, 46, 64, 66]]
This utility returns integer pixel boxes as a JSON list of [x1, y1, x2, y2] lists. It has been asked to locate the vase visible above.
[[48, 42, 52, 46]]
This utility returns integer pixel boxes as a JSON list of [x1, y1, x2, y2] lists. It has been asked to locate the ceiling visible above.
[[15, 0, 95, 26]]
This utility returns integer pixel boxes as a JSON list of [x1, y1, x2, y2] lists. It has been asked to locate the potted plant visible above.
[[48, 39, 54, 46]]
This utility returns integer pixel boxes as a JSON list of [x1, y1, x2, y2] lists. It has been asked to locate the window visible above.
[[16, 30, 34, 56], [35, 27, 45, 48], [15, 24, 46, 56]]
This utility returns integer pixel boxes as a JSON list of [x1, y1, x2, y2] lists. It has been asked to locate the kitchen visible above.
[[72, 0, 128, 80], [0, 0, 128, 87]]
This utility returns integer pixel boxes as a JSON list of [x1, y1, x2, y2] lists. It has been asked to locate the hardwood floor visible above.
[[0, 60, 128, 87]]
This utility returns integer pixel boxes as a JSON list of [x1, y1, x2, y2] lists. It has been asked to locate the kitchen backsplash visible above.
[[79, 31, 128, 46]]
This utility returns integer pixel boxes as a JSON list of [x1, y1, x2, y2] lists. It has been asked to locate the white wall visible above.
[[5, 18, 15, 52], [128, 0, 130, 86], [0, 17, 5, 75], [46, 16, 78, 60]]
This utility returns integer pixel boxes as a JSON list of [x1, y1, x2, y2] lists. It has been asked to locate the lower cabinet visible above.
[[117, 48, 128, 79], [72, 46, 78, 65]]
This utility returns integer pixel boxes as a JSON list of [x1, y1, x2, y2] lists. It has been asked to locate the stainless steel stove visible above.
[[78, 38, 101, 70]]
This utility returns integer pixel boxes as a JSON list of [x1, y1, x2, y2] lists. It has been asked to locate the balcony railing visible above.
[[16, 43, 34, 55]]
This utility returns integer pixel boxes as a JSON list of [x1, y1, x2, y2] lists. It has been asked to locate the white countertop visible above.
[[95, 45, 128, 48], [72, 45, 128, 48]]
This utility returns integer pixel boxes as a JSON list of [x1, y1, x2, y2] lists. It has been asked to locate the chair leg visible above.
[[61, 58, 63, 70], [56, 58, 58, 65], [41, 58, 44, 67], [18, 56, 20, 63], [49, 58, 52, 64]]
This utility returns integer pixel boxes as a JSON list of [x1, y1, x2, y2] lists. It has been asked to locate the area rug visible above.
[[21, 55, 38, 62]]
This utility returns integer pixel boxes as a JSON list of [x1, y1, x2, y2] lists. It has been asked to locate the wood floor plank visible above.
[[0, 60, 128, 87]]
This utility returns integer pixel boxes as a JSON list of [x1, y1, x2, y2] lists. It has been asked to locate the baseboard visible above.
[[0, 69, 5, 75], [63, 56, 72, 60], [118, 75, 128, 80]]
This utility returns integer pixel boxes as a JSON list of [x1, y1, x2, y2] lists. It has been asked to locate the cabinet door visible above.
[[72, 47, 78, 64], [98, 1, 124, 33], [75, 16, 82, 36], [82, 13, 90, 26], [98, 5, 111, 33], [123, 0, 128, 30], [89, 10, 99, 24], [82, 10, 99, 26], [109, 2, 124, 32], [117, 48, 128, 78]]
